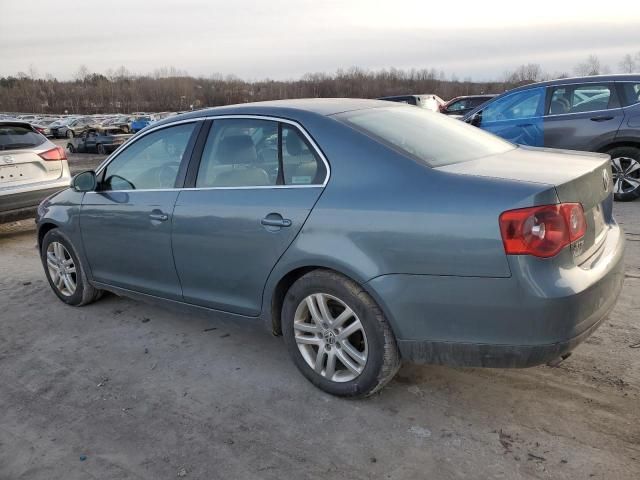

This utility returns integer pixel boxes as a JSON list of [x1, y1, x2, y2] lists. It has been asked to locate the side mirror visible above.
[[72, 170, 97, 192], [468, 111, 482, 126]]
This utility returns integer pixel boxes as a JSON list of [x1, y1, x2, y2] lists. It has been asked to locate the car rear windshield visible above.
[[0, 125, 46, 150], [335, 106, 515, 167]]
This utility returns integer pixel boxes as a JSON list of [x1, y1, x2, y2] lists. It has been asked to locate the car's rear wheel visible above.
[[282, 270, 400, 398], [97, 144, 106, 155], [607, 146, 640, 201], [66, 129, 74, 138], [41, 229, 102, 306]]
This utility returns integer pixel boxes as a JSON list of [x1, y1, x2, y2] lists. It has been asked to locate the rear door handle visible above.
[[516, 123, 533, 128], [261, 215, 292, 228], [149, 212, 169, 221], [590, 116, 614, 122]]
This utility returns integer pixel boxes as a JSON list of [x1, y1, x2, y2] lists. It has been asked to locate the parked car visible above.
[[377, 94, 445, 112], [440, 94, 497, 117], [51, 117, 93, 138], [130, 115, 153, 133], [32, 118, 59, 137], [463, 74, 640, 201], [36, 99, 624, 397], [0, 121, 70, 222], [67, 129, 132, 154], [102, 115, 133, 133]]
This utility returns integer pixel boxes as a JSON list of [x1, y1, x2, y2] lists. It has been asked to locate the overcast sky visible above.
[[1, 0, 639, 81]]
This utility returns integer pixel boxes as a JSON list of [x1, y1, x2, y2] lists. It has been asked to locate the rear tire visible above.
[[607, 146, 640, 201], [41, 229, 102, 306], [97, 144, 106, 155], [281, 270, 400, 398]]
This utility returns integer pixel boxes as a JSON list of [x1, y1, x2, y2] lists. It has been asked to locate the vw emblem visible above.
[[2, 155, 14, 164], [602, 169, 609, 192], [322, 330, 336, 346]]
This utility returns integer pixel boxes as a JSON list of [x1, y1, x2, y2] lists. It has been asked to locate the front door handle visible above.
[[149, 212, 169, 222], [590, 116, 614, 122], [260, 213, 291, 227]]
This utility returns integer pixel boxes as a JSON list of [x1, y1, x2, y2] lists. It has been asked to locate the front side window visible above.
[[336, 106, 514, 167], [548, 84, 614, 115], [101, 122, 195, 191], [446, 99, 469, 112], [196, 119, 326, 187], [481, 88, 545, 122]]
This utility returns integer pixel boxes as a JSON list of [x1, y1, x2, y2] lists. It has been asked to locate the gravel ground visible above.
[[0, 170, 639, 479]]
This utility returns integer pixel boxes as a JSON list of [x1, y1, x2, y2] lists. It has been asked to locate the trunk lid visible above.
[[436, 145, 613, 264]]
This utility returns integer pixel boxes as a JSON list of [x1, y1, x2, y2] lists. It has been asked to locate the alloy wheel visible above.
[[293, 293, 368, 382], [46, 242, 77, 296], [611, 157, 640, 195]]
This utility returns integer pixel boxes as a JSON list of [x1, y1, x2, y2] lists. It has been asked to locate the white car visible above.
[[0, 121, 71, 222]]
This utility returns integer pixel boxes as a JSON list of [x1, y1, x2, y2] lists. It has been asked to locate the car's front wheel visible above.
[[97, 144, 106, 155], [282, 270, 400, 397], [67, 144, 75, 153], [41, 229, 102, 306], [66, 129, 74, 138], [607, 146, 640, 201]]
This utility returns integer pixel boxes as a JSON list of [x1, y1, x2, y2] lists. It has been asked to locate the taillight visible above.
[[499, 203, 586, 258], [38, 146, 67, 161]]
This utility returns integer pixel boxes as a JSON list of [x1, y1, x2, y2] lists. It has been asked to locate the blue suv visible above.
[[464, 75, 640, 201]]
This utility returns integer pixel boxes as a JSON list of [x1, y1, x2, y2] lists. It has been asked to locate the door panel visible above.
[[81, 190, 182, 299], [172, 188, 322, 315]]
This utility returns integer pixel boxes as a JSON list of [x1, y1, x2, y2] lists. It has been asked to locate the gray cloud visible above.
[[1, 0, 639, 80]]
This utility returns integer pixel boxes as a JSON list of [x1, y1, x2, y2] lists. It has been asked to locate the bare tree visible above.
[[74, 65, 90, 82], [574, 55, 605, 76]]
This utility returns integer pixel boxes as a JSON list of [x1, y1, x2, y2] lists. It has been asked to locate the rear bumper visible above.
[[1, 179, 70, 221], [366, 224, 626, 367]]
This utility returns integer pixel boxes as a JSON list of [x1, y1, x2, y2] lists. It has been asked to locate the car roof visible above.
[[152, 98, 400, 128], [508, 73, 640, 93], [0, 120, 34, 129]]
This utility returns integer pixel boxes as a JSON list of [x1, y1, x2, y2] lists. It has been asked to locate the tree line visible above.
[[1, 53, 638, 115]]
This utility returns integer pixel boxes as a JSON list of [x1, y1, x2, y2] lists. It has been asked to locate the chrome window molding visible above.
[[94, 114, 331, 190]]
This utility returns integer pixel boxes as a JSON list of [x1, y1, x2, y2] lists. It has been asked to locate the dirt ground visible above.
[[0, 154, 639, 479]]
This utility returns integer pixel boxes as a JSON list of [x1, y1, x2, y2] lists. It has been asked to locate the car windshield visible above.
[[335, 106, 515, 167]]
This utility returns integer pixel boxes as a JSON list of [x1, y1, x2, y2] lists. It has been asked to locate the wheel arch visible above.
[[38, 221, 59, 249], [267, 264, 396, 339], [597, 140, 640, 154]]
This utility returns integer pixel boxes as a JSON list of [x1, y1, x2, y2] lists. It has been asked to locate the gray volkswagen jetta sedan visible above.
[[36, 99, 625, 397]]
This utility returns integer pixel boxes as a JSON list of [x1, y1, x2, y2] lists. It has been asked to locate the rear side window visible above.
[[548, 84, 615, 115], [618, 82, 640, 106], [336, 106, 514, 167], [0, 125, 46, 150], [282, 125, 326, 185]]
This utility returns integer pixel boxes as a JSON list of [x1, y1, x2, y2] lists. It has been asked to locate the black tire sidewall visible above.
[[608, 146, 640, 201], [41, 229, 87, 306], [281, 271, 388, 397]]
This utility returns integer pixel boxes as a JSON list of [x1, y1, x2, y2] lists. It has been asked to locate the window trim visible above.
[[615, 80, 640, 107], [95, 115, 330, 192]]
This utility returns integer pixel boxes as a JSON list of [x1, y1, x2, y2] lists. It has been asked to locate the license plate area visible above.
[[0, 164, 26, 183]]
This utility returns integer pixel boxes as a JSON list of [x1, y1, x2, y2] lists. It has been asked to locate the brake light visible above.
[[499, 203, 586, 258], [38, 146, 67, 161]]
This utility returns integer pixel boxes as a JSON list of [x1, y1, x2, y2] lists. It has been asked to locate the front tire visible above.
[[282, 270, 400, 398], [66, 129, 74, 138], [41, 229, 102, 306], [67, 144, 75, 153], [97, 144, 106, 155], [607, 146, 640, 201]]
